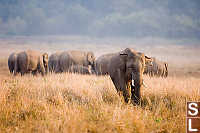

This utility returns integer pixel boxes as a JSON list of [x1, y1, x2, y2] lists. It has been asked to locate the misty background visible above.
[[0, 0, 200, 40], [0, 0, 200, 77]]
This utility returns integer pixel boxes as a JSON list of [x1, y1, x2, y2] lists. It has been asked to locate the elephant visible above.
[[14, 50, 48, 76], [101, 48, 151, 105], [8, 52, 18, 74], [68, 65, 95, 75], [95, 52, 152, 76], [58, 50, 95, 72], [48, 52, 62, 73], [94, 53, 115, 75], [144, 57, 168, 77]]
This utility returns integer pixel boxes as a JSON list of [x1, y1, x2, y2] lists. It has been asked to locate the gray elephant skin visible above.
[[48, 52, 61, 73], [58, 50, 95, 72], [8, 52, 18, 74], [95, 53, 115, 75], [95, 52, 152, 76], [68, 65, 95, 75], [144, 57, 168, 77], [97, 48, 151, 105], [14, 50, 48, 76]]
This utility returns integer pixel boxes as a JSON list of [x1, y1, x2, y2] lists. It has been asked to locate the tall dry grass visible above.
[[0, 69, 200, 133], [1, 38, 200, 132]]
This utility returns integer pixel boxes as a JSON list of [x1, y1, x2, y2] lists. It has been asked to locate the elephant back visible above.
[[18, 50, 43, 71], [95, 53, 115, 75], [59, 50, 95, 72], [48, 52, 61, 72], [67, 51, 90, 65], [26, 50, 43, 70]]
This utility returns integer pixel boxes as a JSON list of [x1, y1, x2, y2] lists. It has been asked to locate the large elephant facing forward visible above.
[[14, 50, 48, 76], [95, 52, 152, 76], [105, 48, 151, 105], [59, 50, 95, 72], [144, 57, 168, 77], [8, 52, 18, 74]]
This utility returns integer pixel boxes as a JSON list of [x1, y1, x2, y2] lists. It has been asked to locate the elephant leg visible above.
[[161, 70, 164, 77], [122, 90, 130, 103], [110, 70, 131, 103], [38, 64, 45, 76], [55, 65, 61, 73], [14, 62, 18, 76], [165, 71, 168, 77], [20, 71, 25, 76], [40, 70, 45, 76], [116, 80, 130, 103], [32, 70, 38, 76]]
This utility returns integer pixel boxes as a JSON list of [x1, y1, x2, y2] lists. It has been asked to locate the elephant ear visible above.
[[137, 52, 146, 66], [144, 56, 153, 66]]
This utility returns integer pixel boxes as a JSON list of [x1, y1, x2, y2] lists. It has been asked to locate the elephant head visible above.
[[143, 56, 153, 73], [87, 52, 95, 70], [119, 48, 146, 105], [42, 53, 49, 74], [144, 56, 153, 66]]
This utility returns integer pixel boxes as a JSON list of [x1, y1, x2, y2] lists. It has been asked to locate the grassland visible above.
[[0, 37, 200, 132], [0, 57, 200, 133]]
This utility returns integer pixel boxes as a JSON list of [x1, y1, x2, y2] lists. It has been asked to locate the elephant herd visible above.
[[8, 50, 48, 76], [144, 57, 168, 77], [8, 48, 168, 105], [48, 51, 95, 74]]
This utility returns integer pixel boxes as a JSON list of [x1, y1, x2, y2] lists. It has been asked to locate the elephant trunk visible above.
[[42, 53, 48, 75], [164, 63, 168, 77], [131, 72, 143, 105]]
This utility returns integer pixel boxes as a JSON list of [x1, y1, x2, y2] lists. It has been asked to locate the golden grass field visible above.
[[0, 37, 200, 133]]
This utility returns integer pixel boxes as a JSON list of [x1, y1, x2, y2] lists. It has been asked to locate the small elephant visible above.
[[14, 50, 48, 76], [59, 50, 95, 72], [8, 52, 18, 74], [68, 65, 95, 75], [102, 48, 150, 105], [144, 57, 168, 77], [48, 52, 62, 73]]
